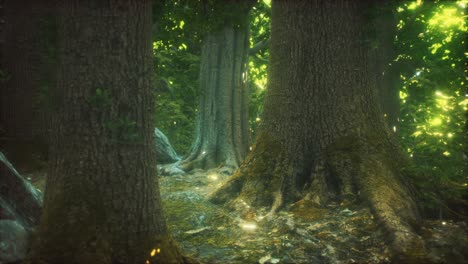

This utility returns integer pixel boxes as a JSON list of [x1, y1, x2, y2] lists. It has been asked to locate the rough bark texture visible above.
[[210, 1, 425, 261], [1, 0, 55, 143], [27, 1, 187, 263], [178, 6, 251, 173]]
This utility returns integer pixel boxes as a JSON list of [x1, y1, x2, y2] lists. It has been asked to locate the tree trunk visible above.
[[210, 0, 425, 261], [372, 2, 401, 133], [178, 6, 251, 174], [1, 0, 54, 144], [27, 1, 187, 263]]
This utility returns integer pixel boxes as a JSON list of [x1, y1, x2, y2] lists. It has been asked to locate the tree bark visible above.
[[210, 0, 425, 261], [178, 6, 251, 173], [27, 1, 187, 263], [1, 0, 54, 144], [372, 2, 401, 133]]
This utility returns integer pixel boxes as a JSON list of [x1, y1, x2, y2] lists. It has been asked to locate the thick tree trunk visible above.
[[177, 7, 251, 174], [27, 1, 187, 263], [210, 1, 425, 261]]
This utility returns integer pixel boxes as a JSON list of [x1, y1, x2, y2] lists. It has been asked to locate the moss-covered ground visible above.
[[159, 168, 467, 264], [24, 166, 468, 264]]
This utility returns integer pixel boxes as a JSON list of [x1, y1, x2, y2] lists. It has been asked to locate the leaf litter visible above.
[[159, 168, 468, 263]]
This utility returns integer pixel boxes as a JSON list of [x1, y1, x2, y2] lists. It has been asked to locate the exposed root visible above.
[[211, 133, 428, 260], [307, 137, 427, 261], [207, 171, 245, 204], [158, 161, 186, 176], [208, 133, 301, 218], [267, 191, 284, 217], [358, 157, 426, 262]]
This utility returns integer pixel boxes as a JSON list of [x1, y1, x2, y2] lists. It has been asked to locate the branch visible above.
[[249, 38, 270, 55]]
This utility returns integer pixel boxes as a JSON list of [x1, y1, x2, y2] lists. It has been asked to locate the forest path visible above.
[[160, 168, 467, 264]]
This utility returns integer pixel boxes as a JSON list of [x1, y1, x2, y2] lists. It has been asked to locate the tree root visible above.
[[209, 135, 428, 261], [307, 143, 427, 262], [208, 134, 300, 216]]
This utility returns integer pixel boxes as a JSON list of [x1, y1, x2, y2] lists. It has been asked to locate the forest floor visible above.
[[158, 168, 468, 264], [24, 167, 467, 264]]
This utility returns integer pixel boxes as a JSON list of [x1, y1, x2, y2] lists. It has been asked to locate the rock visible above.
[[158, 163, 185, 176], [0, 152, 42, 226], [155, 128, 180, 164], [0, 152, 43, 263], [0, 220, 28, 263]]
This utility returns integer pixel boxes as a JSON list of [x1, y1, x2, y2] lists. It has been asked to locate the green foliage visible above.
[[153, 0, 466, 218], [153, 0, 202, 154], [190, 0, 255, 33], [248, 1, 270, 137], [395, 0, 467, 215], [153, 0, 270, 153]]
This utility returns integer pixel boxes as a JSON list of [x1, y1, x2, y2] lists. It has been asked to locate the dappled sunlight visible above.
[[428, 7, 466, 31], [395, 0, 466, 212]]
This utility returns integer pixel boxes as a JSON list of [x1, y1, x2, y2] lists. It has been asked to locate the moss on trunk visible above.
[[209, 1, 427, 261]]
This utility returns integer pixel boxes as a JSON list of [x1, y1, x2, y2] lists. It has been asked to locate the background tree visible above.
[[210, 0, 425, 260], [369, 1, 401, 133], [153, 0, 271, 157], [176, 0, 254, 172], [28, 1, 187, 263], [153, 0, 203, 155]]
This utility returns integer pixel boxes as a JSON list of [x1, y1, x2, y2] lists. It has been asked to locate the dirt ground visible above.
[[158, 168, 467, 264], [22, 165, 468, 264]]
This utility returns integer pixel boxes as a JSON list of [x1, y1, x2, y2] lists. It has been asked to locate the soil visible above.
[[159, 168, 467, 264], [22, 167, 468, 264]]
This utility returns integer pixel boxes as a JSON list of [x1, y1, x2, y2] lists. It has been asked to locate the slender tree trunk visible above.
[[373, 3, 401, 133], [210, 1, 425, 261], [27, 1, 187, 263], [178, 10, 251, 173]]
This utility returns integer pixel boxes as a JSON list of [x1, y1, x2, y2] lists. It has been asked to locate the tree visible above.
[[1, 0, 55, 157], [210, 0, 425, 260], [152, 0, 203, 155], [371, 2, 401, 133], [27, 1, 187, 263], [177, 1, 254, 173]]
